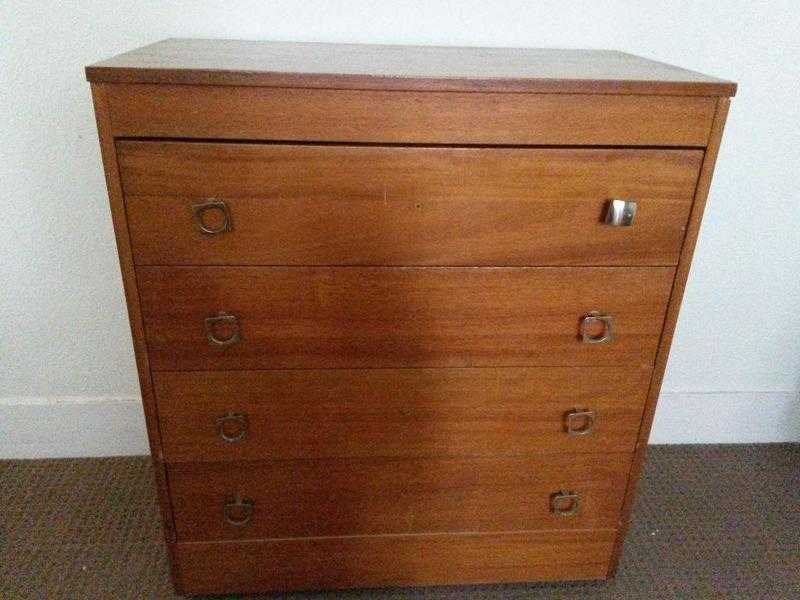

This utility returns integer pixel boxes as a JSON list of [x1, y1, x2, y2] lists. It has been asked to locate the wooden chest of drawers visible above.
[[87, 39, 734, 595]]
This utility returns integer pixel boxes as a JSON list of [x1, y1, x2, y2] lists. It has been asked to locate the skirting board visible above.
[[0, 392, 797, 459], [649, 391, 799, 444], [0, 396, 149, 459]]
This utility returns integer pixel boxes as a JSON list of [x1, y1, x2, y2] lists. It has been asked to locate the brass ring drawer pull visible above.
[[223, 495, 254, 527], [205, 312, 240, 347], [580, 311, 614, 344], [565, 409, 596, 436], [550, 490, 580, 517], [192, 199, 232, 235], [216, 412, 248, 443]]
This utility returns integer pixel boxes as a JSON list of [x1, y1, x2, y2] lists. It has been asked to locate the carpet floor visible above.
[[1, 444, 798, 599]]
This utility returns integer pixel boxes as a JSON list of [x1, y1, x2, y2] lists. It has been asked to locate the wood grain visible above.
[[168, 453, 631, 541], [89, 84, 180, 580], [105, 84, 716, 146], [172, 529, 615, 594], [86, 39, 736, 96], [154, 367, 652, 462], [87, 38, 736, 593], [608, 98, 732, 576], [119, 142, 702, 267], [137, 266, 675, 371]]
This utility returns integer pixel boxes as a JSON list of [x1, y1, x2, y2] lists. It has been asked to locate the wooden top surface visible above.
[[86, 38, 735, 96]]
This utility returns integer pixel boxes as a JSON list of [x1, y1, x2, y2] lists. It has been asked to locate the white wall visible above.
[[2, 1, 798, 458]]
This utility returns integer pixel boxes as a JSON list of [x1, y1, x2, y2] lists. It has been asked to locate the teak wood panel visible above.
[[86, 39, 736, 96], [105, 84, 716, 146], [173, 529, 615, 594], [89, 82, 180, 586], [154, 367, 651, 462], [608, 98, 731, 574], [137, 266, 675, 371], [168, 453, 631, 541], [119, 142, 703, 267]]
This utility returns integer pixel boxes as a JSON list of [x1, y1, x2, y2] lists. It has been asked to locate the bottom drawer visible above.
[[173, 530, 615, 594], [168, 453, 631, 541]]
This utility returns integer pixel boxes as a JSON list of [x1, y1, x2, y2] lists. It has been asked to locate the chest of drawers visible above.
[[86, 39, 734, 595]]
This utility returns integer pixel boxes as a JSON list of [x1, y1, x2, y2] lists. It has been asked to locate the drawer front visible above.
[[154, 367, 651, 462], [106, 84, 715, 146], [173, 530, 615, 593], [168, 453, 631, 541], [120, 142, 702, 267], [138, 266, 674, 370]]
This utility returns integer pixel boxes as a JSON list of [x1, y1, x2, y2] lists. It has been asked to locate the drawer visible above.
[[173, 530, 615, 593], [107, 84, 716, 146], [119, 142, 703, 267], [137, 266, 674, 370], [168, 453, 631, 541], [154, 367, 651, 462]]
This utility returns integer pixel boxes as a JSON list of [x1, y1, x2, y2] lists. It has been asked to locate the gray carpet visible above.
[[1, 444, 798, 599]]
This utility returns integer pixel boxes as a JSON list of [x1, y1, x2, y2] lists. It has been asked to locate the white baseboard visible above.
[[649, 391, 799, 444], [0, 396, 149, 459], [0, 391, 797, 459]]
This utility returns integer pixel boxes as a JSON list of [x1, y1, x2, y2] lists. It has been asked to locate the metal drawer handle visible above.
[[605, 198, 637, 226], [216, 412, 248, 443], [192, 199, 232, 235], [580, 311, 614, 344], [205, 313, 240, 347], [550, 490, 580, 517], [222, 495, 254, 527], [565, 409, 596, 436]]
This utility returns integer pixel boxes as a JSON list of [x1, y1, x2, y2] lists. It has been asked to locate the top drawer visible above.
[[119, 142, 702, 267], [105, 85, 716, 145]]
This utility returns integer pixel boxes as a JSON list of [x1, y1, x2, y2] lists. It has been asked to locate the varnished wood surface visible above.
[[137, 266, 675, 371], [86, 39, 736, 96], [173, 529, 615, 594], [154, 367, 651, 462], [89, 83, 179, 584], [105, 84, 716, 146], [87, 39, 736, 593], [168, 453, 631, 541], [119, 142, 702, 267], [608, 98, 732, 576]]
